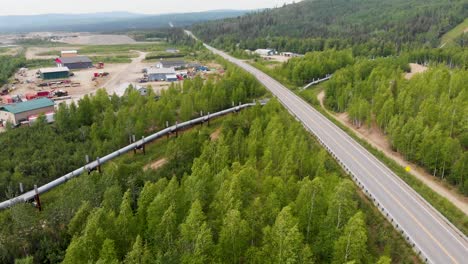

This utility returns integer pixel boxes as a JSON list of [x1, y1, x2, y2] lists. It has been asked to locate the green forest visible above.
[[0, 99, 415, 263], [1, 0, 467, 262], [193, 0, 467, 55], [0, 55, 25, 86], [325, 58, 468, 194], [0, 62, 264, 200]]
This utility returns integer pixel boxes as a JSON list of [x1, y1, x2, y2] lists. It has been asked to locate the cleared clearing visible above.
[[404, 63, 428, 80], [210, 128, 222, 141], [143, 158, 168, 171]]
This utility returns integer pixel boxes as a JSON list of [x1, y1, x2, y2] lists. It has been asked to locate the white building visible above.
[[254, 49, 276, 56], [147, 68, 177, 82], [61, 50, 78, 58]]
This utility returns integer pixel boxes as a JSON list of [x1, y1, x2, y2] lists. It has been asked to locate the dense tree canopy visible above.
[[0, 55, 25, 86], [0, 99, 415, 263], [0, 61, 264, 200], [55, 101, 409, 264], [193, 0, 467, 54], [325, 59, 468, 194]]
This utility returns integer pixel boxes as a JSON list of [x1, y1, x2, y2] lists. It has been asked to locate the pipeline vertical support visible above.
[[133, 134, 137, 154], [85, 154, 90, 175], [19, 182, 23, 194], [34, 185, 42, 211], [142, 136, 146, 155], [97, 157, 102, 173], [175, 121, 179, 137], [166, 121, 170, 139], [207, 112, 211, 126]]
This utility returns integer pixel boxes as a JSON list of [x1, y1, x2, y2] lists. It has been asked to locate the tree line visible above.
[[1, 100, 414, 263], [0, 62, 264, 201], [0, 55, 25, 86], [281, 49, 354, 86], [193, 0, 467, 54], [325, 59, 468, 194]]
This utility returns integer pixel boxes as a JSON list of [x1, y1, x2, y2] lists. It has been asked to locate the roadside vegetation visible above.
[[325, 58, 467, 195], [0, 56, 25, 86], [440, 18, 468, 47], [0, 99, 416, 263]]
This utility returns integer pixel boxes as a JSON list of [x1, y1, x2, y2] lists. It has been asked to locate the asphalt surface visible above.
[[200, 41, 468, 263]]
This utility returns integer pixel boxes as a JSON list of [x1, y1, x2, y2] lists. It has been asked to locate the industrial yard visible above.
[[0, 33, 225, 119]]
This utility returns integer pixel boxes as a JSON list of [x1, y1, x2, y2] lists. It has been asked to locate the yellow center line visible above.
[[285, 93, 459, 264], [212, 48, 461, 262]]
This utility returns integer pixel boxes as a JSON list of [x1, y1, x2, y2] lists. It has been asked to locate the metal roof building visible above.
[[0, 98, 55, 126], [39, 67, 70, 80], [56, 56, 93, 70], [156, 60, 186, 69], [147, 68, 176, 82]]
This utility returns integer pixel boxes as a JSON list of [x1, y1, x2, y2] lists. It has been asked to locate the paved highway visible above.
[[196, 37, 468, 263]]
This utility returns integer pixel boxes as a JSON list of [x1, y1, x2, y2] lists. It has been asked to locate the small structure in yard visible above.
[[56, 56, 93, 70], [115, 83, 148, 97], [156, 60, 186, 70], [280, 52, 301, 57], [255, 49, 277, 56], [28, 112, 55, 125], [61, 50, 78, 57], [0, 98, 55, 126], [166, 48, 179, 53], [147, 68, 176, 81], [166, 74, 179, 82], [135, 86, 148, 96], [39, 67, 70, 80]]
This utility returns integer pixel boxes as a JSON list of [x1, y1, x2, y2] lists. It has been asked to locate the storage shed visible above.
[[61, 50, 78, 57], [147, 68, 176, 81], [255, 49, 276, 56], [39, 67, 70, 80], [0, 98, 55, 126], [166, 74, 179, 82], [56, 56, 93, 70], [156, 60, 186, 70]]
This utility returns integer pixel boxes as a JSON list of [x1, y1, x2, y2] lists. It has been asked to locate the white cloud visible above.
[[0, 0, 299, 15]]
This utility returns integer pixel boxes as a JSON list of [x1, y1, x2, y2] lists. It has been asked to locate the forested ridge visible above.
[[0, 100, 415, 263], [193, 0, 467, 55], [0, 62, 264, 200]]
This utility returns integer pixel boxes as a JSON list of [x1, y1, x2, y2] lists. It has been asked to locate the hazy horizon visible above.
[[0, 0, 298, 16]]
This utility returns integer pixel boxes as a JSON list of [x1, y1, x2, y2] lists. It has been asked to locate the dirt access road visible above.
[[317, 90, 468, 215], [101, 51, 149, 95]]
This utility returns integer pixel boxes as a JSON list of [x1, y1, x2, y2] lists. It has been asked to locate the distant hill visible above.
[[0, 10, 249, 33], [193, 0, 468, 49]]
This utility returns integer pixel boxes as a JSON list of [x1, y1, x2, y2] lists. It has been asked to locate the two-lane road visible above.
[[199, 40, 468, 263]]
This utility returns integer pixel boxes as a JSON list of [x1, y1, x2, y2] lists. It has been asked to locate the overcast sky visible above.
[[1, 0, 298, 15]]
